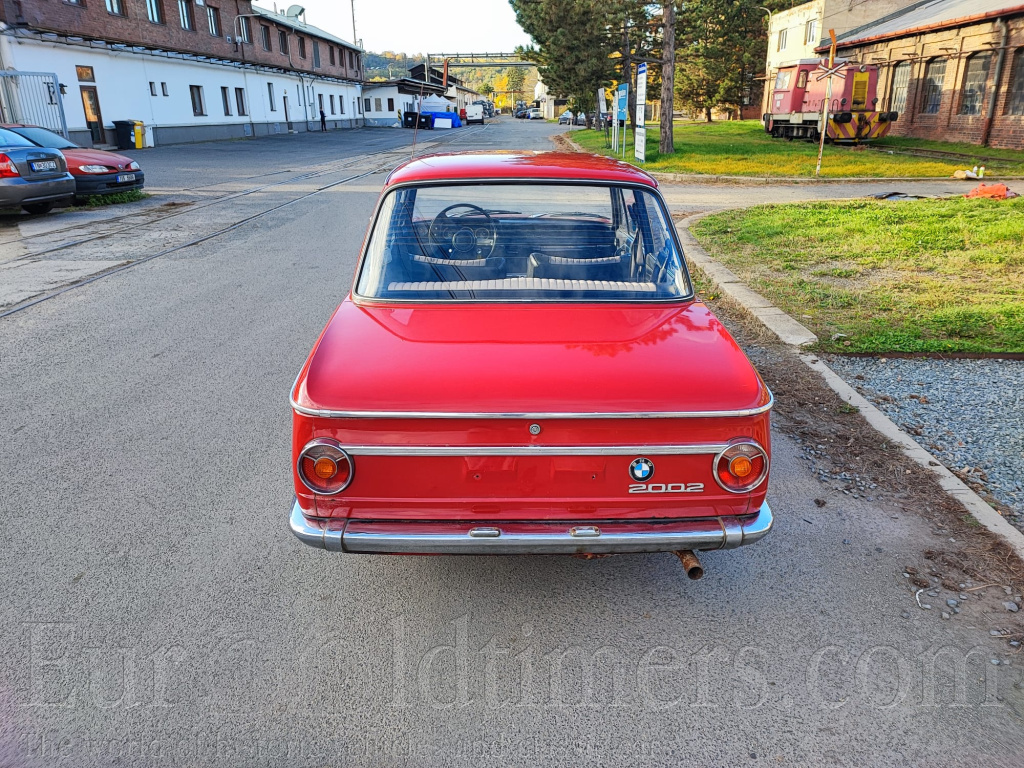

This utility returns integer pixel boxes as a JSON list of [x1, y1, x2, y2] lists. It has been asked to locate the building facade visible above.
[[764, 0, 926, 113], [361, 78, 445, 127], [0, 0, 365, 146], [829, 0, 1024, 148]]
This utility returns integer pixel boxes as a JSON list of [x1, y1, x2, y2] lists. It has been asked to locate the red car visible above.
[[289, 152, 772, 576], [2, 124, 144, 199]]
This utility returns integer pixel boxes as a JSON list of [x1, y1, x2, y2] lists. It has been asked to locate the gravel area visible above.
[[825, 355, 1024, 531]]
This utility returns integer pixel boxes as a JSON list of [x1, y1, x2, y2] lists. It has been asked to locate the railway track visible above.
[[0, 126, 490, 320]]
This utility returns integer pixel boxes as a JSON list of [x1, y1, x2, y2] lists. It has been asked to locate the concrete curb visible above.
[[556, 131, 1024, 185], [677, 216, 1024, 560]]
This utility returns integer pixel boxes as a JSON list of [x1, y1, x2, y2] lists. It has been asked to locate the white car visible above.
[[527, 108, 543, 120], [465, 104, 485, 125]]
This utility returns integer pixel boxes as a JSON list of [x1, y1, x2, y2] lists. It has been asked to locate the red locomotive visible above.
[[764, 59, 897, 143]]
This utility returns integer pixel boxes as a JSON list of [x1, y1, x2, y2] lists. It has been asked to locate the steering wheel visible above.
[[427, 203, 497, 259]]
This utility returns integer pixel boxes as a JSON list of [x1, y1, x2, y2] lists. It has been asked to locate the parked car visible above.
[[557, 110, 574, 125], [576, 112, 588, 126], [0, 126, 74, 214], [2, 124, 144, 200], [465, 104, 485, 125], [289, 151, 773, 574], [526, 108, 543, 120], [514, 107, 528, 119]]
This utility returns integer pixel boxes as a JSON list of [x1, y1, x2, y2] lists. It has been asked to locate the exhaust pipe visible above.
[[674, 550, 704, 580]]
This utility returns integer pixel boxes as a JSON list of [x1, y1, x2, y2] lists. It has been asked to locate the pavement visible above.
[[1, 118, 1023, 768]]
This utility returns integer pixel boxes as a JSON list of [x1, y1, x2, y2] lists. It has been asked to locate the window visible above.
[[65, 0, 84, 4], [355, 53, 360, 71], [374, 97, 382, 112], [959, 53, 991, 116], [330, 94, 336, 114], [1007, 49, 1024, 115], [313, 40, 320, 68], [889, 61, 910, 115], [318, 93, 324, 113], [146, 0, 164, 24], [777, 28, 788, 52], [279, 30, 288, 54], [348, 50, 355, 69], [190, 85, 206, 116], [796, 70, 807, 88], [363, 97, 371, 112], [804, 19, 817, 45], [298, 37, 306, 58], [387, 97, 394, 112], [921, 58, 946, 114], [105, 0, 126, 15], [239, 16, 251, 43], [235, 87, 247, 115], [178, 0, 194, 31], [773, 71, 791, 90], [76, 65, 95, 82], [149, 81, 157, 96], [356, 184, 691, 302], [221, 86, 231, 116], [267, 82, 276, 111], [260, 24, 271, 50], [329, 46, 335, 66], [161, 81, 169, 96], [206, 6, 220, 36], [339, 95, 344, 114]]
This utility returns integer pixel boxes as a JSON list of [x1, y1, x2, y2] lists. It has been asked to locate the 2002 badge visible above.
[[628, 457, 703, 493]]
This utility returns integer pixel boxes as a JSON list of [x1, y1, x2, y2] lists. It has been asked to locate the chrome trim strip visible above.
[[289, 390, 774, 420], [339, 444, 728, 456], [287, 500, 774, 555]]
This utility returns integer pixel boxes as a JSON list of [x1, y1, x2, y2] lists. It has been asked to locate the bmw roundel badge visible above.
[[629, 457, 654, 482]]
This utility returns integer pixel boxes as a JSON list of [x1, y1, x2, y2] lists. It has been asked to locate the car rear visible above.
[[0, 141, 74, 213]]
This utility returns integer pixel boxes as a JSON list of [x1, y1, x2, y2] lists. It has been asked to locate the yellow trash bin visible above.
[[132, 121, 144, 149]]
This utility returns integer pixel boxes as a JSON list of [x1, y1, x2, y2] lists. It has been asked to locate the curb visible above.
[[676, 216, 1024, 560], [556, 132, 1024, 185]]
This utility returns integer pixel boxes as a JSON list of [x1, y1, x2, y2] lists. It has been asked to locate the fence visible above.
[[0, 71, 69, 138]]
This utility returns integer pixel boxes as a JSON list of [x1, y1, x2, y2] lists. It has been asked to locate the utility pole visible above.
[[350, 0, 357, 47]]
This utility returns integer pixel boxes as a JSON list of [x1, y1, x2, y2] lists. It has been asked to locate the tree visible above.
[[676, 0, 784, 120], [660, 2, 676, 153], [510, 0, 618, 126], [479, 83, 494, 98]]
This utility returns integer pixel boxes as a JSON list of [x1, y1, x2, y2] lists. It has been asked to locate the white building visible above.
[[0, 1, 365, 147], [362, 78, 446, 127]]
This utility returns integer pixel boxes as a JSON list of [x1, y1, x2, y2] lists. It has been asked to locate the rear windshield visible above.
[[9, 126, 77, 149], [355, 183, 692, 301], [0, 128, 36, 148]]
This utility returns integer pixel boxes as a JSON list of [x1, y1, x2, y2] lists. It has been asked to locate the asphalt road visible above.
[[1, 118, 1022, 768]]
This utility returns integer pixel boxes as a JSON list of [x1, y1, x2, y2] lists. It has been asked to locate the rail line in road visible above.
[[0, 125, 491, 320]]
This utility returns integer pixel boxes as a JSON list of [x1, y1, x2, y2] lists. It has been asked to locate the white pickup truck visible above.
[[465, 104, 485, 125]]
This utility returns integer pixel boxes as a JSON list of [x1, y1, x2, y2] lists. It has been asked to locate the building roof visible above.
[[832, 0, 1024, 48], [251, 3, 361, 51], [385, 152, 657, 188]]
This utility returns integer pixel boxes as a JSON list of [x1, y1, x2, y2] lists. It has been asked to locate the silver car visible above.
[[0, 126, 75, 214]]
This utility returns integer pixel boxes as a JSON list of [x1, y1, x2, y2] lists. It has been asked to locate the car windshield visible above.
[[8, 126, 77, 149], [0, 127, 37, 148], [356, 183, 692, 301]]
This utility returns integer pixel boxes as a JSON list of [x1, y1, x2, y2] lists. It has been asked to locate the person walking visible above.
[[319, 108, 327, 132]]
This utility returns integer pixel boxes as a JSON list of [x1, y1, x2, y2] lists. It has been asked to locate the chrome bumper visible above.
[[289, 499, 773, 555]]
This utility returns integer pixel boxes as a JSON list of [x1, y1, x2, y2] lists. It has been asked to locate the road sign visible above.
[[616, 83, 628, 122], [635, 63, 647, 163]]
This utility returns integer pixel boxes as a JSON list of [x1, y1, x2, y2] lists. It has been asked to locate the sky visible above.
[[257, 0, 533, 54]]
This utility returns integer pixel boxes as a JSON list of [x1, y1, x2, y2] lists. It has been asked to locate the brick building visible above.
[[827, 0, 1024, 148], [0, 0, 366, 146]]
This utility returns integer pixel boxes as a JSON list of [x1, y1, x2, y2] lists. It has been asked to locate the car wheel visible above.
[[23, 202, 53, 215]]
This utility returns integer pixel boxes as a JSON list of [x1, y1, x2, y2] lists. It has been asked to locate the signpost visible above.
[[815, 29, 841, 178], [634, 62, 647, 164], [613, 83, 628, 156]]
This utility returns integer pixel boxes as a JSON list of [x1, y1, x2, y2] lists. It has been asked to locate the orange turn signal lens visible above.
[[729, 455, 753, 478], [313, 456, 337, 479]]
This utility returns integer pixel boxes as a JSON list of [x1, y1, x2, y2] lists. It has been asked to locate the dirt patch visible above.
[[694, 265, 1024, 635]]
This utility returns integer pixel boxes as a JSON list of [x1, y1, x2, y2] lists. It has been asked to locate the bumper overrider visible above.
[[289, 499, 773, 555]]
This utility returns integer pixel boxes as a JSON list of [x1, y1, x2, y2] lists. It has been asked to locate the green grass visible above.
[[569, 120, 1024, 178], [691, 198, 1024, 353], [81, 189, 148, 206]]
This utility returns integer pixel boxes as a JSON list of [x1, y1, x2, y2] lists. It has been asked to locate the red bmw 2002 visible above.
[[289, 152, 772, 577]]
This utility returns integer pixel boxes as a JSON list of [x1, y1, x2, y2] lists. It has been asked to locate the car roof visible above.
[[385, 151, 658, 188]]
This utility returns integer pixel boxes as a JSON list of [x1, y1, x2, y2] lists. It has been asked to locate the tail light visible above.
[[0, 154, 20, 178], [297, 438, 353, 495], [714, 441, 769, 493]]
